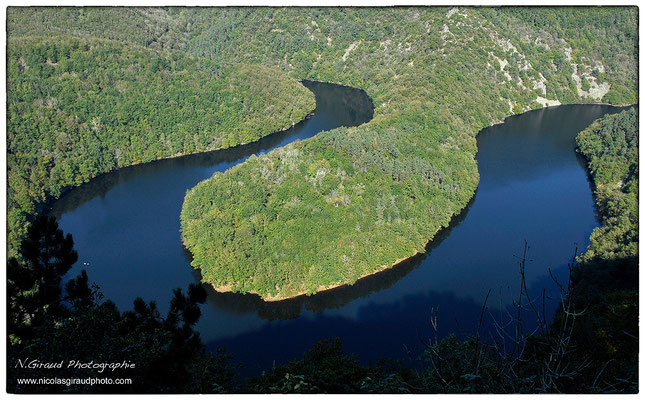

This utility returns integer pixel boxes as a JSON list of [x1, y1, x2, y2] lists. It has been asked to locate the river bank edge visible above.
[[204, 100, 634, 302]]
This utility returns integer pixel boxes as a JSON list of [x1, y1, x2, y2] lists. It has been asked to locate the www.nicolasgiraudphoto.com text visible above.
[[12, 359, 136, 388]]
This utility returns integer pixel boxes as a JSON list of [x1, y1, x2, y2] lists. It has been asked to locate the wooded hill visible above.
[[7, 21, 314, 250], [6, 7, 638, 299], [577, 108, 638, 261], [178, 7, 637, 299]]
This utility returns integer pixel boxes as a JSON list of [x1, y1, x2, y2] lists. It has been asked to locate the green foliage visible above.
[[6, 32, 314, 252], [250, 337, 410, 393], [566, 256, 638, 392], [7, 7, 187, 50], [417, 334, 527, 393], [7, 216, 78, 342], [496, 7, 638, 105], [576, 108, 638, 261], [180, 7, 637, 299], [7, 218, 237, 393]]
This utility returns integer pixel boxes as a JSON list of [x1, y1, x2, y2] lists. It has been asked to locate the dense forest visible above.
[[7, 21, 314, 252], [7, 7, 638, 296], [178, 7, 638, 299], [576, 108, 639, 261], [5, 6, 639, 393]]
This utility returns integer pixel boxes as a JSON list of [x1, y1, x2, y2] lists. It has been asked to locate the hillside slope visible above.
[[179, 7, 637, 299], [577, 108, 638, 261], [6, 7, 637, 299], [6, 23, 315, 250]]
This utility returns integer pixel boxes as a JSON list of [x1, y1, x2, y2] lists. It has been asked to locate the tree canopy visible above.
[[6, 31, 314, 252]]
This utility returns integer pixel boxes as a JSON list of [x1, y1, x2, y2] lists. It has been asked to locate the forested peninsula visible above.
[[6, 7, 637, 299], [178, 7, 637, 299], [6, 6, 639, 394]]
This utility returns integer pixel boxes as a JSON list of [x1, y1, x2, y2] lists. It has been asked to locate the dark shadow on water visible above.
[[190, 103, 634, 320], [196, 191, 478, 320], [205, 275, 562, 379], [49, 80, 373, 218], [204, 289, 495, 378], [301, 80, 374, 124], [575, 150, 604, 224], [50, 74, 634, 379]]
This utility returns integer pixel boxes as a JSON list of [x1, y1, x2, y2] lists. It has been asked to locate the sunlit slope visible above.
[[576, 108, 638, 262], [7, 33, 314, 249], [180, 7, 637, 299]]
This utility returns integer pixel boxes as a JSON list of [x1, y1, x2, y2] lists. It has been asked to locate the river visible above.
[[52, 81, 627, 377]]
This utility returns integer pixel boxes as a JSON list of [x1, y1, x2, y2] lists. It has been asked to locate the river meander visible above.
[[52, 81, 627, 376]]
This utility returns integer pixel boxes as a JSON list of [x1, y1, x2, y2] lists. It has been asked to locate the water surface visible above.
[[52, 86, 626, 376]]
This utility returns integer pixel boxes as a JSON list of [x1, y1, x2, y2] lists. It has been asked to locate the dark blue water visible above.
[[52, 84, 626, 377]]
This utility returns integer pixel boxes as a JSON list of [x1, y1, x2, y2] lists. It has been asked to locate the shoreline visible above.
[[207, 251, 425, 302], [204, 208, 471, 302], [42, 101, 317, 215], [200, 101, 635, 303]]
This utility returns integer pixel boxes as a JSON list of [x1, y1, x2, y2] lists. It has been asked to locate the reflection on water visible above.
[[53, 80, 375, 338], [53, 83, 630, 377], [202, 104, 630, 376], [51, 81, 372, 218], [201, 193, 476, 320]]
